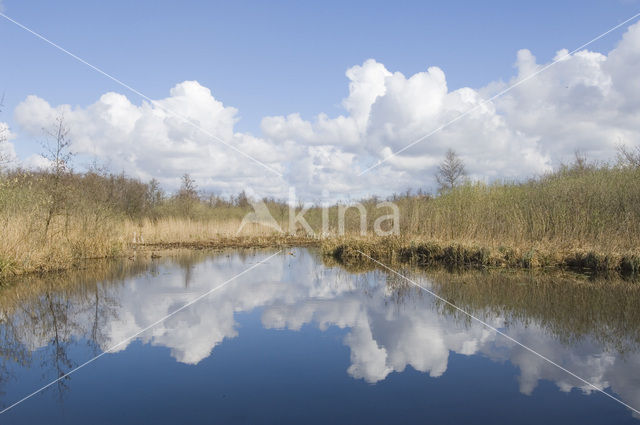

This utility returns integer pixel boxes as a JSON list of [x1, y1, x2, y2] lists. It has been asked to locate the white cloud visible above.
[[11, 22, 640, 199], [21, 153, 52, 170], [482, 22, 640, 165], [14, 82, 290, 197], [262, 58, 552, 187], [0, 121, 17, 166]]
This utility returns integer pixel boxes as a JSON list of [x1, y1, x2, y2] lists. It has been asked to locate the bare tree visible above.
[[147, 178, 164, 206], [42, 113, 73, 176], [617, 144, 640, 168], [178, 173, 198, 200], [177, 173, 198, 217], [41, 113, 74, 235], [235, 190, 250, 208], [436, 149, 466, 193]]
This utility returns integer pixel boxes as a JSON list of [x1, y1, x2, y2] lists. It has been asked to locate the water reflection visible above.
[[0, 248, 639, 419]]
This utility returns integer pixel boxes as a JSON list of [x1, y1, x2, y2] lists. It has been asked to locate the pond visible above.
[[0, 248, 638, 424]]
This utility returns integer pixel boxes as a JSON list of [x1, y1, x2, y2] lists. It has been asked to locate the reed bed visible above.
[[129, 218, 317, 250], [1, 162, 639, 279], [0, 215, 126, 275], [323, 165, 640, 275], [395, 165, 640, 251]]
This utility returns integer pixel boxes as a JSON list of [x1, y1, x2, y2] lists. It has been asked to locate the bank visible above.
[[321, 236, 640, 277]]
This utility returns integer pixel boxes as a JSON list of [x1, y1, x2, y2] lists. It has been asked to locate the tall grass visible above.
[[325, 164, 640, 274], [395, 164, 640, 251], [1, 160, 639, 278], [0, 172, 128, 275]]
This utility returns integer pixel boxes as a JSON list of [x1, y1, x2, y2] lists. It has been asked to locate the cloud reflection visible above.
[[2, 249, 639, 416]]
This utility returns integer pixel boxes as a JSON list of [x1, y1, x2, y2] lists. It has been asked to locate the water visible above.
[[0, 248, 638, 424]]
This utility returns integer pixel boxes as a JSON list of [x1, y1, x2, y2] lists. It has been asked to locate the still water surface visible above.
[[0, 248, 639, 424]]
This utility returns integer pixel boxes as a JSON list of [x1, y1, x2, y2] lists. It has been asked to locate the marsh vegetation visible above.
[[0, 136, 639, 278]]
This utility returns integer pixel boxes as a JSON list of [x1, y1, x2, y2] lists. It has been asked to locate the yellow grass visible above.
[[0, 214, 126, 276], [0, 215, 315, 278], [125, 217, 279, 243], [1, 163, 639, 279]]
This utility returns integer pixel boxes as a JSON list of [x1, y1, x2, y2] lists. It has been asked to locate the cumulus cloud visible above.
[[11, 22, 640, 199], [14, 82, 290, 197], [485, 34, 640, 163], [21, 154, 52, 170]]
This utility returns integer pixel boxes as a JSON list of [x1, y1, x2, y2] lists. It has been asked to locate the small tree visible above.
[[436, 148, 466, 193], [41, 113, 74, 235], [147, 178, 164, 206], [235, 190, 250, 209], [177, 173, 198, 217], [178, 173, 198, 200], [43, 113, 73, 177]]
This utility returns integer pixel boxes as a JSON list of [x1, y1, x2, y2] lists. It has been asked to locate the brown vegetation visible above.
[[1, 149, 639, 279], [324, 158, 640, 276]]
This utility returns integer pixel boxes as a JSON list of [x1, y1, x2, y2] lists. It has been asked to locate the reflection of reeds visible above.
[[322, 236, 640, 276], [426, 268, 640, 353], [0, 255, 154, 314], [323, 254, 640, 353], [0, 248, 274, 393]]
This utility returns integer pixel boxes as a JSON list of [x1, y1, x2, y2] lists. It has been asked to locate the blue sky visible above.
[[1, 0, 640, 198], [2, 1, 637, 133]]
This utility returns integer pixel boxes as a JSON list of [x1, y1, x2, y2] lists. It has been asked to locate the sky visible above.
[[1, 0, 640, 200]]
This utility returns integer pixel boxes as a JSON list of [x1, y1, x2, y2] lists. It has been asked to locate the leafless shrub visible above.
[[572, 149, 589, 171], [617, 144, 640, 168]]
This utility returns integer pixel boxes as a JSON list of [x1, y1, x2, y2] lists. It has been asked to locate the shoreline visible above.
[[2, 235, 639, 282], [0, 235, 319, 281], [321, 237, 640, 278], [137, 235, 319, 251]]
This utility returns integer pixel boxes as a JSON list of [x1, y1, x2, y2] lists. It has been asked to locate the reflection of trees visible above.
[[172, 249, 221, 288], [0, 256, 153, 405], [0, 249, 265, 406], [84, 280, 121, 356], [0, 312, 31, 400], [42, 291, 75, 399]]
